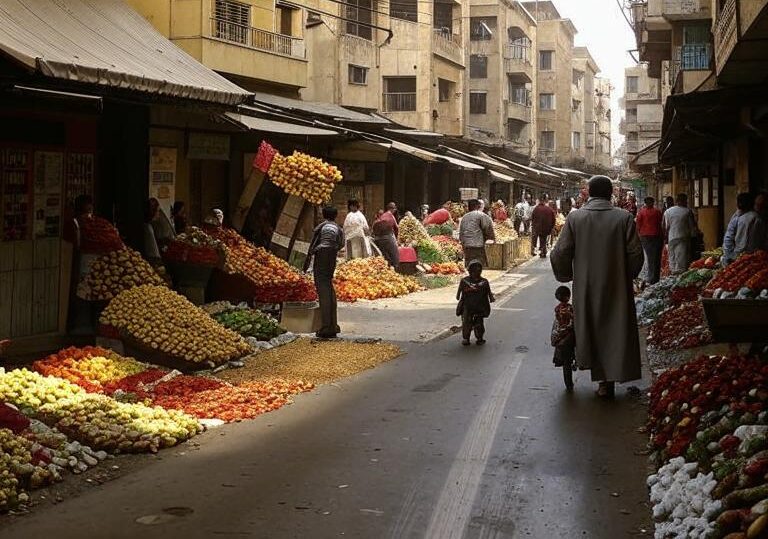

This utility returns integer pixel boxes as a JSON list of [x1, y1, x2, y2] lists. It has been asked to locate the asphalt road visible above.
[[1, 258, 651, 539]]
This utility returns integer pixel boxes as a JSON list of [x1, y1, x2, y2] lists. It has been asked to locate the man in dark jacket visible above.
[[531, 194, 556, 257], [305, 206, 344, 339]]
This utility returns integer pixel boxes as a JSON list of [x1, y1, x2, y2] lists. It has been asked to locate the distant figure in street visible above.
[[456, 259, 495, 346], [551, 286, 576, 390], [372, 208, 400, 269], [623, 192, 638, 216], [550, 175, 644, 398], [734, 192, 767, 257], [343, 199, 371, 260], [513, 197, 529, 234], [722, 193, 750, 266], [636, 197, 664, 284], [663, 194, 698, 274], [531, 194, 556, 258], [305, 206, 344, 339], [663, 196, 675, 213], [459, 199, 495, 268], [171, 201, 187, 234]]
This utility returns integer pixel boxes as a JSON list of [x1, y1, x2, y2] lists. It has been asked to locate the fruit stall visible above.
[[636, 249, 768, 537]]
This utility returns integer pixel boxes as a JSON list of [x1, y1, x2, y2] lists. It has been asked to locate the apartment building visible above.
[[466, 0, 537, 152], [571, 47, 599, 165], [594, 77, 613, 169], [129, 0, 307, 95], [620, 64, 662, 155], [519, 1, 576, 165]]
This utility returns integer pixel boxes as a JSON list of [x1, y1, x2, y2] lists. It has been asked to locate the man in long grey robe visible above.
[[550, 176, 644, 397]]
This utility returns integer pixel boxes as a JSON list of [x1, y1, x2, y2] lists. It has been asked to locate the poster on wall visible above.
[[33, 151, 63, 238], [149, 147, 177, 219]]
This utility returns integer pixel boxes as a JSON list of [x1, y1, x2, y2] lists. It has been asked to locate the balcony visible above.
[[189, 15, 307, 88], [670, 43, 712, 92], [715, 0, 739, 76], [625, 140, 640, 153], [503, 44, 533, 80], [432, 29, 464, 66], [382, 93, 417, 112], [654, 0, 710, 20], [506, 101, 532, 123]]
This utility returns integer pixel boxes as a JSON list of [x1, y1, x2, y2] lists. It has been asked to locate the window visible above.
[[572, 131, 581, 150], [438, 78, 454, 102], [383, 77, 416, 111], [626, 76, 639, 93], [214, 0, 251, 44], [434, 2, 453, 33], [572, 69, 583, 88], [626, 108, 637, 122], [390, 0, 416, 22], [469, 55, 488, 79], [540, 131, 555, 151], [470, 17, 496, 40], [539, 93, 555, 110], [348, 65, 368, 85], [539, 50, 553, 70], [507, 120, 525, 142], [470, 92, 487, 114], [509, 82, 529, 105], [344, 0, 373, 40], [277, 5, 295, 36]]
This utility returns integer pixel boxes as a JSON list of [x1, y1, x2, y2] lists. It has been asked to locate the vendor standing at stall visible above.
[[305, 206, 344, 339], [171, 201, 187, 234], [373, 206, 400, 269], [343, 199, 371, 260]]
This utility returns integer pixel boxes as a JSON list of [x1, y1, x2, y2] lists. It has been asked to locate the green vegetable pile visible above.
[[674, 268, 717, 289], [415, 239, 447, 264], [426, 223, 454, 237], [212, 309, 286, 341]]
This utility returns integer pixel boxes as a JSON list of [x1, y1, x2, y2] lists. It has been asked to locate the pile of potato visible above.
[[78, 247, 166, 301], [100, 285, 251, 365]]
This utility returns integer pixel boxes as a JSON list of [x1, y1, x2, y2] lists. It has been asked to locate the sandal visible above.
[[596, 381, 615, 399]]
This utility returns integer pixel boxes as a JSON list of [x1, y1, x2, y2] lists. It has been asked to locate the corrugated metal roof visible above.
[[385, 128, 444, 138], [383, 141, 484, 170], [224, 113, 339, 136], [252, 92, 389, 123], [0, 0, 251, 105]]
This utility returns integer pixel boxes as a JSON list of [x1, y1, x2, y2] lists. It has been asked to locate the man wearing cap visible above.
[[550, 176, 644, 398]]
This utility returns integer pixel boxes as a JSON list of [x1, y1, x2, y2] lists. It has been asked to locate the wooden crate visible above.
[[503, 240, 516, 269], [485, 243, 505, 270]]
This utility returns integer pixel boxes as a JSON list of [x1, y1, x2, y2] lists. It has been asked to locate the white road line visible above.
[[423, 352, 525, 539]]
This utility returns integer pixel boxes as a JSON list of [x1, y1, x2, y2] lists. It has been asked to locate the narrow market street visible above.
[[0, 259, 650, 539]]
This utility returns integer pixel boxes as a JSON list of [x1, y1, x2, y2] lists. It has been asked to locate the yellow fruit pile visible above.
[[493, 221, 518, 243], [33, 346, 147, 393], [334, 257, 422, 302], [100, 285, 252, 365], [0, 428, 59, 510], [78, 247, 166, 301], [268, 151, 343, 205], [398, 214, 432, 246]]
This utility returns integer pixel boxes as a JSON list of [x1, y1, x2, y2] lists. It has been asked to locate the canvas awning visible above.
[[489, 170, 516, 184], [383, 141, 484, 170], [251, 92, 389, 124], [385, 128, 444, 138], [224, 112, 338, 136], [0, 0, 251, 105]]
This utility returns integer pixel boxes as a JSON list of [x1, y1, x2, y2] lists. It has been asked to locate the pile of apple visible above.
[[33, 346, 147, 393], [77, 247, 166, 301], [334, 257, 422, 302], [206, 227, 316, 303], [164, 227, 225, 267], [268, 151, 343, 205]]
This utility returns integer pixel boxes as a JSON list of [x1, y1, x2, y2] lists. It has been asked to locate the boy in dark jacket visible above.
[[457, 260, 495, 345]]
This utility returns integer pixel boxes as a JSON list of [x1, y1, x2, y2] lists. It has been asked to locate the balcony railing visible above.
[[382, 92, 416, 112], [503, 44, 531, 63], [714, 0, 739, 75], [432, 29, 463, 63], [507, 101, 532, 122], [625, 140, 640, 153], [210, 18, 306, 59]]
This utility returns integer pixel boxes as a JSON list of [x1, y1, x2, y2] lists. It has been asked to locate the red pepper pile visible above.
[[649, 354, 768, 460], [670, 286, 700, 306], [647, 301, 712, 350], [78, 216, 124, 254], [705, 250, 768, 293]]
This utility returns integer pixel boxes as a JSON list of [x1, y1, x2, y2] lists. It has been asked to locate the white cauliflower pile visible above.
[[648, 457, 721, 538]]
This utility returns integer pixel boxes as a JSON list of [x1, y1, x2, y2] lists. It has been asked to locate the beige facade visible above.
[[466, 0, 537, 153], [127, 0, 308, 94], [620, 64, 663, 155], [572, 47, 599, 165]]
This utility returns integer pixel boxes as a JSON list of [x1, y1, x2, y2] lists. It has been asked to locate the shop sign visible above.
[[253, 141, 277, 173], [187, 132, 230, 161], [149, 147, 177, 218]]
